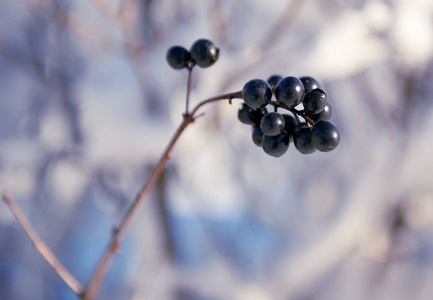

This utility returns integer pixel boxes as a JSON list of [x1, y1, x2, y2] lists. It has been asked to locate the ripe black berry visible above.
[[267, 75, 282, 92], [238, 103, 267, 126], [282, 113, 297, 142], [299, 76, 321, 93], [310, 121, 340, 152], [238, 103, 253, 125], [242, 79, 272, 109], [294, 126, 316, 154], [262, 132, 289, 157], [248, 108, 267, 125], [166, 46, 191, 69], [260, 112, 285, 136], [251, 125, 264, 147], [307, 102, 332, 122], [275, 76, 305, 108], [189, 39, 219, 68], [303, 89, 327, 114]]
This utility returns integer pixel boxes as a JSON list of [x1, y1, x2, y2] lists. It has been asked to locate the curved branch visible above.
[[83, 91, 243, 300], [2, 194, 85, 296], [189, 91, 243, 116]]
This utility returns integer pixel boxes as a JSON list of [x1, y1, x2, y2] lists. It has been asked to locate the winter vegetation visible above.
[[1, 0, 433, 299]]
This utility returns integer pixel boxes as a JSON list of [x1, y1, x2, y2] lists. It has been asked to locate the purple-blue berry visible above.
[[309, 121, 340, 152], [275, 76, 305, 108], [242, 79, 272, 109]]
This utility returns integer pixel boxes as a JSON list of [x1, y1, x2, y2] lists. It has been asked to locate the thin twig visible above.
[[2, 193, 84, 296], [185, 66, 194, 114], [83, 91, 243, 300]]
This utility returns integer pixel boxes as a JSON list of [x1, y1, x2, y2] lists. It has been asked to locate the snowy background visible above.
[[1, 0, 433, 299]]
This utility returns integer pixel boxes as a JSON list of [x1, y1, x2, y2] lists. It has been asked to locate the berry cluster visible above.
[[165, 38, 340, 159], [238, 75, 340, 157], [166, 39, 220, 69]]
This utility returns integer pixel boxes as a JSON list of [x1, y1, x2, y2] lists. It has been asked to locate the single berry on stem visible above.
[[303, 89, 327, 114], [275, 76, 305, 108], [166, 46, 191, 69], [189, 39, 219, 68], [242, 79, 272, 109], [294, 126, 316, 154], [260, 112, 285, 136], [262, 132, 290, 157], [309, 121, 340, 152]]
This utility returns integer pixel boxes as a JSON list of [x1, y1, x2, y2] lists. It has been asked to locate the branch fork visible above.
[[3, 88, 243, 300]]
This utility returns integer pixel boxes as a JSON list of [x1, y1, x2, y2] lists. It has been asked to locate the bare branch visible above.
[[27, 0, 119, 54], [83, 91, 243, 300], [2, 193, 85, 296]]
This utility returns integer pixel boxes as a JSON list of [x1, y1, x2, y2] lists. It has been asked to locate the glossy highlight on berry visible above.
[[310, 121, 340, 152], [260, 112, 285, 136], [303, 89, 327, 114], [166, 46, 191, 69], [300, 76, 321, 93], [189, 39, 219, 68], [275, 76, 305, 108], [242, 79, 272, 109]]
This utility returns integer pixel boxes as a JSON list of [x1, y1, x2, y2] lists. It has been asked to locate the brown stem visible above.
[[185, 65, 194, 114], [268, 101, 315, 125], [2, 193, 85, 296], [83, 91, 242, 300]]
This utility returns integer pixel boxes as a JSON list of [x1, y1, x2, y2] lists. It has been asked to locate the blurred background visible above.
[[1, 0, 433, 299]]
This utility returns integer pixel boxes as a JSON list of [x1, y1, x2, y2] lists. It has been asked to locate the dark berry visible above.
[[307, 102, 332, 122], [299, 76, 321, 93], [267, 75, 283, 92], [275, 76, 305, 108], [294, 126, 316, 154], [303, 89, 327, 114], [238, 103, 253, 125], [282, 113, 297, 142], [251, 125, 264, 147], [260, 112, 285, 136], [310, 121, 340, 152], [237, 104, 267, 125], [262, 132, 290, 157], [189, 39, 219, 68], [166, 46, 191, 69], [248, 108, 267, 125], [242, 79, 272, 109]]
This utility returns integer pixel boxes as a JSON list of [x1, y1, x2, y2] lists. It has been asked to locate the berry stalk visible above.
[[83, 91, 242, 300], [185, 65, 194, 114]]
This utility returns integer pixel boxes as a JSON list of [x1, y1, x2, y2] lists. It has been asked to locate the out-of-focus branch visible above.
[[2, 193, 84, 296], [220, 0, 306, 90], [27, 0, 118, 54], [89, 0, 119, 24], [260, 0, 306, 53]]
